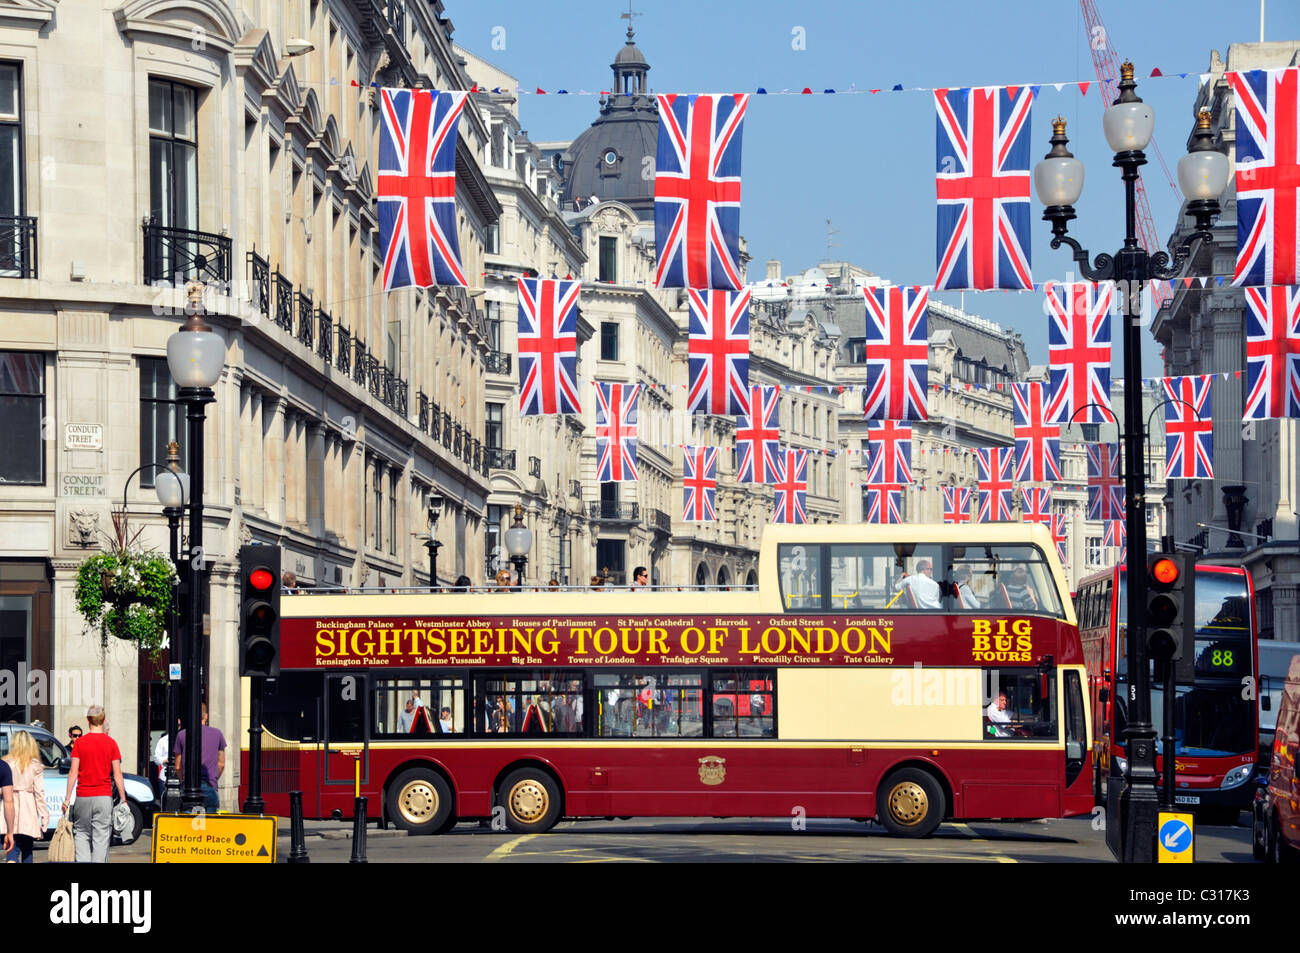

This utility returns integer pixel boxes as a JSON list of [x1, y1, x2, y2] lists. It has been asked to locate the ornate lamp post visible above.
[[1034, 62, 1228, 863], [424, 492, 444, 591], [165, 283, 226, 813], [153, 441, 189, 812], [504, 504, 533, 586]]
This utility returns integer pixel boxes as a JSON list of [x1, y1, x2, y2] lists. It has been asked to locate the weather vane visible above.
[[620, 2, 642, 36]]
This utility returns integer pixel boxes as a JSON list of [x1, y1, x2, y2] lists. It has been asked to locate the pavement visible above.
[[61, 811, 1259, 863]]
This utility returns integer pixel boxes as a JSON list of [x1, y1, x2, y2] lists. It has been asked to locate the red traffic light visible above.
[[1151, 557, 1179, 586], [248, 568, 276, 591]]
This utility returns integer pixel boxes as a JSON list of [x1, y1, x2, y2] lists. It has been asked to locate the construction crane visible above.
[[1079, 0, 1182, 306]]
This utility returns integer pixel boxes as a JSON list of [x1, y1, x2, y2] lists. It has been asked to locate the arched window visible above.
[[695, 563, 708, 587], [746, 569, 758, 588], [716, 566, 730, 588]]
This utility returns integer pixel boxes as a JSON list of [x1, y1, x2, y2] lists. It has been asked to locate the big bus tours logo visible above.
[[970, 619, 1033, 662]]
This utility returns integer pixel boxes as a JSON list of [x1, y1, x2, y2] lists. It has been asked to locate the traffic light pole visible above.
[[243, 675, 265, 814], [1161, 660, 1177, 810], [179, 386, 214, 814]]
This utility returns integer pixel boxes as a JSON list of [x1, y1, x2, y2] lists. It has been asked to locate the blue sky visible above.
[[449, 0, 1298, 371]]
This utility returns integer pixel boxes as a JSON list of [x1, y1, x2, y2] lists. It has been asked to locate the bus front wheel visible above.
[[387, 768, 454, 835], [877, 768, 945, 838], [498, 768, 562, 834]]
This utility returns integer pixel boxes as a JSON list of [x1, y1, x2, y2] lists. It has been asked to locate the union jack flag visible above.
[[1228, 67, 1300, 287], [865, 484, 903, 524], [1051, 512, 1069, 564], [862, 286, 929, 421], [772, 448, 808, 524], [865, 421, 913, 485], [934, 86, 1034, 290], [1244, 285, 1300, 419], [1044, 281, 1116, 424], [736, 385, 781, 483], [517, 277, 581, 415], [687, 288, 751, 415], [1105, 519, 1126, 562], [1020, 486, 1052, 526], [377, 89, 467, 289], [654, 93, 748, 290], [595, 382, 640, 482], [1086, 443, 1124, 522], [1012, 382, 1062, 482], [976, 447, 1014, 522], [1163, 375, 1214, 479], [682, 446, 718, 522], [942, 486, 972, 524]]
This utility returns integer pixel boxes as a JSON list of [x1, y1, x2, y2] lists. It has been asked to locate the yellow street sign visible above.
[[1156, 811, 1195, 863], [152, 813, 278, 864]]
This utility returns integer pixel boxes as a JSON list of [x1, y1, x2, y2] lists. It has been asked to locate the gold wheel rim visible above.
[[397, 779, 439, 825], [887, 781, 929, 827], [508, 779, 550, 823]]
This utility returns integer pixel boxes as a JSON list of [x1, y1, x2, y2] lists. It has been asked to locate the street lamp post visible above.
[[166, 283, 226, 813], [424, 492, 444, 592], [154, 441, 189, 813], [1034, 62, 1228, 863], [504, 503, 533, 586]]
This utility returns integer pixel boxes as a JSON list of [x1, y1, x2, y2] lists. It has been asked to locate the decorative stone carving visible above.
[[70, 509, 100, 547], [238, 519, 253, 546]]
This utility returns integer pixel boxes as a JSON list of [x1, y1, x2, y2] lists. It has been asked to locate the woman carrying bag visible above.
[[1, 730, 49, 863]]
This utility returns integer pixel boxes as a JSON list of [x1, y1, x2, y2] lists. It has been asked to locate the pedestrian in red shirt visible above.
[[62, 705, 126, 862]]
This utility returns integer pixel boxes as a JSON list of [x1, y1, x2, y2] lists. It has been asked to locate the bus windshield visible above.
[[1114, 570, 1254, 757]]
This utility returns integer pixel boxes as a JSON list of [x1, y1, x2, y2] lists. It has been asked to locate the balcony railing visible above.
[[441, 411, 453, 450], [246, 251, 269, 320], [296, 291, 314, 349], [274, 270, 294, 332], [588, 501, 640, 521], [418, 391, 430, 432], [651, 508, 672, 534], [0, 215, 37, 278], [485, 350, 512, 374], [485, 448, 516, 470], [452, 422, 463, 460], [472, 438, 482, 474], [317, 309, 333, 363], [335, 325, 351, 374], [528, 455, 542, 478], [143, 220, 231, 287], [353, 340, 368, 386], [569, 480, 582, 498], [385, 0, 405, 39], [366, 354, 382, 399], [430, 402, 442, 441]]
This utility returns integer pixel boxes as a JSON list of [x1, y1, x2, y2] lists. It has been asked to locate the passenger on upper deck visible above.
[[992, 564, 1040, 612]]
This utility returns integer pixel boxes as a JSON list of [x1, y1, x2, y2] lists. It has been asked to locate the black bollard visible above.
[[287, 790, 310, 864], [349, 796, 368, 864]]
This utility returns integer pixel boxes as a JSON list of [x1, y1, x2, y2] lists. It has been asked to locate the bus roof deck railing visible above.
[[282, 584, 761, 596]]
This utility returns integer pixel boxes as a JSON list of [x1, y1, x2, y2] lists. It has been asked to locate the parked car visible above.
[[1252, 653, 1300, 863], [0, 722, 156, 845]]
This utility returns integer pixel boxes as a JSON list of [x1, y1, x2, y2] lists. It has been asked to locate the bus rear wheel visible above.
[[877, 768, 945, 838], [387, 768, 454, 835], [498, 768, 562, 834]]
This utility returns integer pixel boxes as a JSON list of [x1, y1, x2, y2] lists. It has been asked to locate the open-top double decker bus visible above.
[[240, 523, 1092, 837], [1075, 563, 1258, 822]]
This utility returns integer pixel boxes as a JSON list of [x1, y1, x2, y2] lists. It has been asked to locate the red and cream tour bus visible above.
[[240, 523, 1092, 838], [1074, 563, 1258, 822]]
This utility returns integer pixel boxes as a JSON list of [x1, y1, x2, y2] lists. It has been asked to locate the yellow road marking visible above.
[[992, 854, 1018, 863], [485, 833, 536, 862], [950, 822, 987, 841]]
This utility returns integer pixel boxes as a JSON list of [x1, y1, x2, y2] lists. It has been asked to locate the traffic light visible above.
[[1145, 552, 1195, 684], [239, 544, 280, 677]]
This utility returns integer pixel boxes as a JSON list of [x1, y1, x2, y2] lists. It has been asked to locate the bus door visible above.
[[322, 673, 369, 800]]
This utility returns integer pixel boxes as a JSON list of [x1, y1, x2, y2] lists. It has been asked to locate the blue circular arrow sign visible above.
[[1159, 818, 1193, 854]]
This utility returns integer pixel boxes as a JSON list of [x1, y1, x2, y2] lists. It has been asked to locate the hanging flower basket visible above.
[[73, 509, 177, 660]]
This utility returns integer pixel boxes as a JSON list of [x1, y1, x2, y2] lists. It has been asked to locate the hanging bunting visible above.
[[1044, 281, 1116, 424], [1162, 375, 1214, 479], [682, 445, 719, 521], [595, 382, 640, 482], [377, 88, 468, 288], [654, 93, 749, 290], [935, 86, 1035, 290], [1228, 67, 1300, 286], [1243, 285, 1300, 419], [862, 286, 929, 421], [686, 288, 752, 414], [517, 277, 581, 415]]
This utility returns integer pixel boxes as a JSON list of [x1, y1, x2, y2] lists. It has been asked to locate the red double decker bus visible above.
[[240, 524, 1092, 837], [1075, 563, 1258, 822]]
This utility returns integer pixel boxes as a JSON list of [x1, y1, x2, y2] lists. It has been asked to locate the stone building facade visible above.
[[0, 0, 501, 795], [1153, 41, 1300, 642]]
